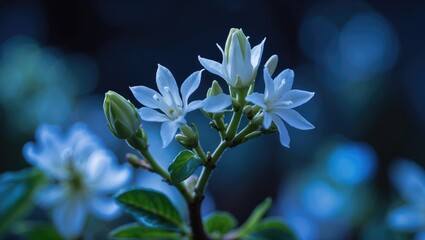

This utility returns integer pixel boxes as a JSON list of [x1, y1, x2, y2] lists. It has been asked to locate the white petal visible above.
[[186, 100, 204, 113], [198, 56, 225, 79], [23, 125, 67, 179], [390, 160, 425, 204], [270, 114, 290, 147], [202, 93, 232, 113], [387, 205, 425, 231], [139, 107, 169, 122], [67, 124, 103, 164], [156, 65, 182, 106], [160, 121, 180, 148], [263, 67, 275, 100], [279, 90, 315, 108], [181, 70, 202, 108], [275, 109, 314, 130], [227, 35, 246, 84], [89, 196, 121, 220], [52, 196, 87, 239], [130, 86, 161, 109], [36, 185, 66, 208], [246, 92, 267, 109], [89, 154, 132, 193], [251, 38, 266, 70], [263, 112, 272, 129], [274, 69, 294, 92]]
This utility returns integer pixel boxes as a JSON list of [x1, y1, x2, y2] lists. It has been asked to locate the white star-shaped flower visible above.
[[246, 67, 314, 147]]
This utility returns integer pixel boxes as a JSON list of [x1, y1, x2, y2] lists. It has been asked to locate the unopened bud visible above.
[[104, 91, 141, 139], [175, 124, 199, 149]]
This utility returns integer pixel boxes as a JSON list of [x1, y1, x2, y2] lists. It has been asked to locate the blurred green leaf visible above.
[[0, 168, 44, 235], [204, 211, 237, 238], [168, 150, 201, 183], [114, 187, 184, 232], [110, 222, 182, 240], [13, 221, 61, 240], [235, 197, 272, 237], [245, 218, 296, 240]]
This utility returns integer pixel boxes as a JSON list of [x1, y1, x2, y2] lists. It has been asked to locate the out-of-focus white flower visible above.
[[388, 159, 425, 239], [199, 28, 265, 88], [23, 123, 131, 239]]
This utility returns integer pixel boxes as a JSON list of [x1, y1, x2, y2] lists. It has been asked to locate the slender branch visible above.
[[215, 118, 227, 140], [230, 123, 258, 147], [194, 144, 208, 164], [226, 88, 248, 141]]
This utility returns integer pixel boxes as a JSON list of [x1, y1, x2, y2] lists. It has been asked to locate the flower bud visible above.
[[207, 80, 223, 97], [104, 91, 142, 139], [127, 128, 148, 151], [175, 124, 199, 149], [265, 55, 278, 76]]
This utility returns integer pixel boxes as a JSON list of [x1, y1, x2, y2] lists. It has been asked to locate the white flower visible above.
[[388, 160, 425, 238], [246, 68, 314, 147], [23, 123, 131, 239], [131, 64, 230, 148], [198, 28, 265, 88]]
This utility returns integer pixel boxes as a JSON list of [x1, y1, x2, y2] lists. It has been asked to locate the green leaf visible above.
[[13, 221, 62, 240], [0, 168, 44, 235], [168, 150, 201, 183], [204, 211, 238, 238], [110, 222, 182, 240], [245, 218, 296, 240], [114, 187, 184, 232], [235, 197, 272, 237]]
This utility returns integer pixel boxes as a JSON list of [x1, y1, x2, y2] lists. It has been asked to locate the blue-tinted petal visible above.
[[156, 65, 182, 106], [181, 70, 202, 108], [274, 69, 294, 93], [130, 86, 161, 109], [52, 196, 87, 239], [274, 109, 314, 130], [263, 112, 272, 129], [270, 114, 290, 147], [198, 56, 225, 79], [279, 90, 315, 108], [251, 38, 266, 70], [186, 100, 204, 113], [89, 196, 121, 220], [160, 121, 179, 148], [246, 92, 266, 109], [202, 93, 232, 113], [390, 160, 425, 204], [388, 205, 425, 231], [228, 35, 245, 84], [263, 67, 275, 100], [139, 107, 169, 122]]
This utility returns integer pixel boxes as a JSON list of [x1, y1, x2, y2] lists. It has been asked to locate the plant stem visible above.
[[188, 196, 209, 240], [231, 123, 258, 147], [194, 144, 207, 163], [226, 88, 248, 141]]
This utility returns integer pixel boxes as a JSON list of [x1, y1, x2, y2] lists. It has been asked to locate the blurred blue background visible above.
[[0, 0, 424, 239]]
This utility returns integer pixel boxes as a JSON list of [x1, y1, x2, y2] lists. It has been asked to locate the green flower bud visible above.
[[175, 124, 199, 149], [243, 105, 254, 120], [265, 55, 278, 76], [207, 80, 223, 97], [127, 128, 148, 151], [104, 91, 142, 139]]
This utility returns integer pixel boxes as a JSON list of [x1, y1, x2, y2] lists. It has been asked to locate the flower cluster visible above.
[[23, 123, 131, 239], [129, 28, 314, 148]]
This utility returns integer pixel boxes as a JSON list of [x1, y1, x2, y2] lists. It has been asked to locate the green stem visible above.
[[194, 144, 207, 163], [226, 88, 248, 141], [196, 141, 228, 196], [231, 123, 258, 147], [140, 149, 192, 202], [215, 118, 227, 140]]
